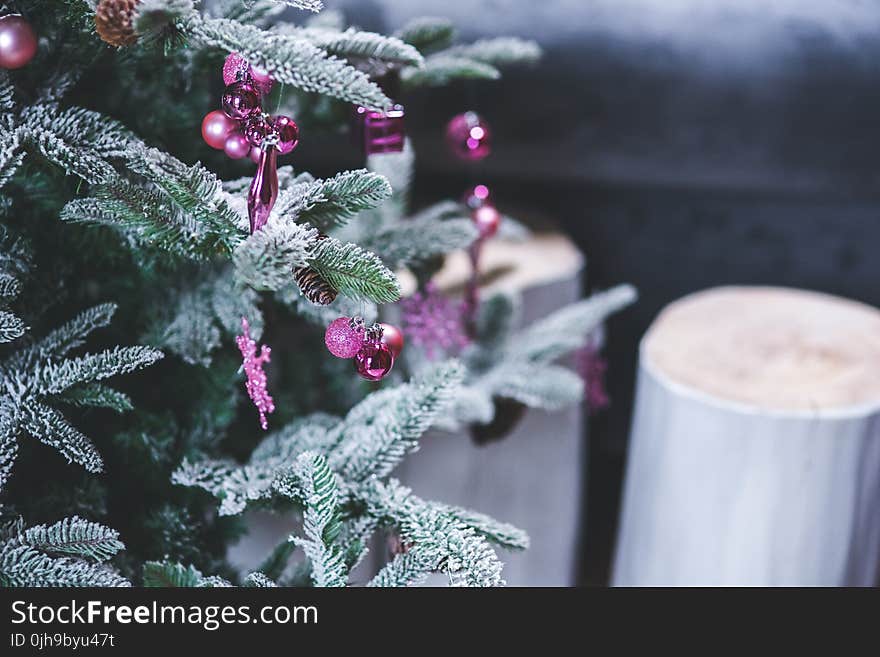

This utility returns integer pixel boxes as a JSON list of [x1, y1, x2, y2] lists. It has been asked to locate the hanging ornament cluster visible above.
[[325, 317, 402, 381], [236, 317, 275, 430], [445, 111, 492, 162], [94, 0, 140, 48], [201, 53, 300, 233], [400, 282, 469, 360], [0, 14, 37, 69], [463, 184, 502, 240]]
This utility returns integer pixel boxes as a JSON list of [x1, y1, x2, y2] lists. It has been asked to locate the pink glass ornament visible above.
[[355, 104, 406, 155], [400, 282, 470, 360], [248, 64, 275, 96], [224, 132, 251, 160], [236, 317, 275, 430], [248, 145, 278, 233], [379, 322, 404, 357], [446, 111, 492, 161], [355, 340, 394, 381], [272, 115, 299, 155], [463, 184, 491, 211], [472, 204, 502, 239], [249, 145, 262, 164], [244, 114, 271, 147], [0, 14, 37, 70], [201, 110, 237, 150], [222, 52, 250, 86], [325, 317, 366, 359], [222, 81, 261, 120]]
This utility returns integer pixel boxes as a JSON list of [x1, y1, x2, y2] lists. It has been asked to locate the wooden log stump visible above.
[[613, 286, 880, 586]]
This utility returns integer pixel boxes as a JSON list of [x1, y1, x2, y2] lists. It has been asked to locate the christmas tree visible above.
[[0, 0, 634, 587]]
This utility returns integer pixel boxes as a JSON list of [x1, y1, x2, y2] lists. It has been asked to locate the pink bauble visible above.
[[379, 322, 404, 357], [249, 64, 275, 96], [355, 341, 394, 381], [222, 52, 249, 86], [0, 15, 37, 70], [325, 317, 364, 359], [445, 111, 492, 161], [224, 132, 251, 160], [222, 81, 261, 120], [244, 115, 271, 147], [272, 115, 299, 155], [472, 204, 502, 239], [201, 110, 237, 150], [249, 146, 262, 164]]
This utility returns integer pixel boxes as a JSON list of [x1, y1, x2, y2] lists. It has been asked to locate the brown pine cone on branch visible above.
[[95, 0, 140, 47], [294, 267, 338, 306]]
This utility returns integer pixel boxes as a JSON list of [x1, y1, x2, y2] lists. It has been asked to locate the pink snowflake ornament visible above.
[[236, 317, 275, 430], [400, 282, 470, 360]]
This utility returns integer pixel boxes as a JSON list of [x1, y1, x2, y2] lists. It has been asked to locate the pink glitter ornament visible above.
[[325, 316, 366, 359], [248, 144, 278, 233], [576, 337, 610, 414], [236, 317, 275, 430], [379, 322, 404, 357], [201, 110, 236, 150], [272, 115, 299, 155], [445, 111, 491, 161], [222, 81, 261, 120], [401, 282, 470, 359], [222, 52, 250, 86], [355, 340, 394, 381], [0, 14, 37, 70], [354, 104, 406, 155], [224, 132, 251, 160]]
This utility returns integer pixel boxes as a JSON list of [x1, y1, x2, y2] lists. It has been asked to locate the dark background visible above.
[[312, 0, 880, 585]]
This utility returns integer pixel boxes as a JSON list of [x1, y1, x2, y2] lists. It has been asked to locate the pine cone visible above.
[[95, 0, 140, 47], [294, 267, 338, 305]]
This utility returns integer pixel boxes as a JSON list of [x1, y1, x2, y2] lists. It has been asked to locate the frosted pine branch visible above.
[[29, 346, 164, 396], [191, 17, 392, 110], [359, 217, 478, 270], [143, 561, 204, 587], [0, 544, 130, 587], [401, 56, 500, 87], [395, 17, 455, 53], [288, 26, 423, 67], [233, 221, 317, 291], [289, 452, 347, 587], [308, 238, 400, 304], [55, 383, 134, 414], [244, 572, 278, 587], [443, 37, 542, 67], [20, 402, 104, 473], [16, 516, 124, 562]]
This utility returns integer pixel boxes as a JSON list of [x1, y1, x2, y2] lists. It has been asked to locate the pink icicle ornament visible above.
[[248, 144, 278, 233], [236, 317, 275, 430]]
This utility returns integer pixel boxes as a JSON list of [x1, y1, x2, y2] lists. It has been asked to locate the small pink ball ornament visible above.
[[379, 322, 404, 357], [222, 81, 262, 120], [0, 14, 37, 70], [248, 64, 275, 96], [355, 341, 394, 381], [325, 317, 366, 359], [446, 111, 492, 161], [272, 115, 300, 155], [472, 204, 502, 239], [249, 146, 262, 164], [201, 110, 237, 150], [224, 132, 251, 160]]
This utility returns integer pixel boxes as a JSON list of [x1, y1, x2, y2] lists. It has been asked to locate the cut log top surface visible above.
[[643, 286, 880, 412], [431, 232, 585, 296]]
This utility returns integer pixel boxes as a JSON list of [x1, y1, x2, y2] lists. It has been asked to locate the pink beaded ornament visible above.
[[222, 81, 262, 120], [236, 317, 275, 430], [272, 115, 299, 154], [446, 111, 491, 161], [325, 317, 366, 359]]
